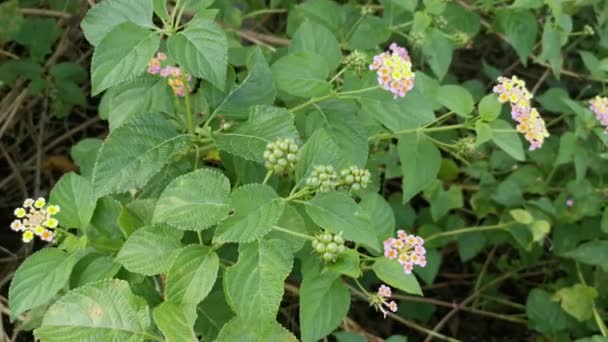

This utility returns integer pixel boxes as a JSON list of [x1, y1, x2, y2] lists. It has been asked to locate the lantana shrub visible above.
[[6, 0, 608, 340]]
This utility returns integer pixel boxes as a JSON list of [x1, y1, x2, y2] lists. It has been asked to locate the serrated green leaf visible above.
[[15, 19, 61, 62], [290, 20, 342, 70], [100, 75, 174, 130], [0, 0, 23, 44], [217, 48, 276, 117], [429, 186, 463, 221], [225, 240, 293, 324], [305, 192, 380, 251], [166, 245, 219, 305], [91, 22, 160, 95], [495, 9, 538, 65], [490, 119, 525, 161], [213, 105, 298, 162], [295, 128, 343, 187], [153, 168, 231, 231], [509, 209, 534, 224], [437, 85, 474, 117], [35, 279, 152, 341], [360, 89, 436, 132], [539, 21, 563, 77], [92, 112, 188, 198], [153, 301, 197, 342], [475, 120, 493, 146], [265, 205, 310, 253], [214, 184, 285, 243], [422, 29, 454, 79], [69, 253, 121, 288], [398, 133, 442, 203], [216, 317, 297, 342], [300, 272, 350, 342], [71, 138, 103, 179], [116, 224, 183, 275], [358, 192, 396, 242], [167, 18, 228, 90], [526, 288, 569, 334], [153, 0, 169, 22], [9, 248, 78, 320], [348, 16, 391, 50], [373, 258, 423, 295], [554, 284, 598, 322], [81, 0, 154, 46], [325, 249, 361, 278], [294, 0, 343, 36], [49, 172, 96, 230], [272, 51, 330, 97], [564, 240, 608, 271], [478, 93, 502, 121], [119, 199, 157, 237], [86, 196, 125, 253]]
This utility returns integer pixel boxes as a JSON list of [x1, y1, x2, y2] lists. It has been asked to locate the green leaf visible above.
[[15, 19, 61, 62], [602, 208, 608, 234], [437, 85, 474, 117], [217, 48, 276, 117], [265, 205, 310, 253], [290, 20, 342, 71], [116, 224, 183, 275], [92, 112, 188, 198], [373, 258, 423, 295], [214, 184, 285, 243], [475, 120, 493, 146], [509, 209, 534, 224], [216, 317, 297, 342], [91, 22, 160, 95], [153, 0, 169, 22], [49, 172, 96, 230], [414, 249, 441, 285], [555, 131, 576, 165], [458, 232, 486, 262], [422, 29, 455, 79], [526, 288, 569, 334], [490, 119, 525, 161], [71, 138, 103, 179], [100, 75, 174, 130], [495, 9, 538, 65], [153, 301, 197, 342], [579, 51, 606, 79], [305, 192, 380, 251], [358, 192, 396, 242], [0, 0, 23, 44], [166, 245, 219, 305], [359, 89, 436, 133], [398, 133, 442, 202], [272, 51, 330, 97], [348, 16, 391, 50], [564, 240, 608, 271], [70, 253, 121, 288], [86, 196, 125, 253], [167, 18, 228, 90], [300, 272, 350, 342], [293, 0, 343, 36], [81, 0, 154, 46], [153, 168, 231, 231], [119, 199, 157, 236], [213, 105, 298, 162], [295, 128, 343, 187], [539, 21, 563, 77], [478, 93, 502, 121], [35, 279, 151, 341], [429, 186, 463, 221], [554, 284, 597, 322], [9, 248, 78, 319], [325, 249, 361, 278], [224, 240, 293, 324]]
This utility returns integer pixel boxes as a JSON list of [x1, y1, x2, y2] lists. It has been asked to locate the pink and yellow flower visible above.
[[590, 96, 608, 131], [10, 198, 59, 243], [369, 43, 415, 99], [383, 229, 427, 275], [371, 284, 399, 318]]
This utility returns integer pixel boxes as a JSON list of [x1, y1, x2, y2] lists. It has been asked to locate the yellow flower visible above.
[[22, 231, 34, 243], [44, 218, 58, 228], [14, 208, 26, 218], [47, 205, 60, 215], [35, 226, 45, 235], [34, 197, 46, 208]]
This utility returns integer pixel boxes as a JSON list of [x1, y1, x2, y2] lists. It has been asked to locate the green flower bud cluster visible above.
[[344, 50, 369, 75], [583, 25, 595, 36], [306, 165, 339, 192], [339, 166, 371, 191], [263, 138, 299, 175], [433, 15, 448, 29], [453, 31, 471, 47], [312, 231, 347, 263], [360, 5, 374, 15], [410, 32, 425, 49]]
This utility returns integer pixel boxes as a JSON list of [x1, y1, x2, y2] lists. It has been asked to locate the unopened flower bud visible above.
[[344, 50, 369, 75], [339, 166, 371, 192], [263, 138, 300, 175], [583, 25, 594, 36], [323, 252, 337, 262], [307, 165, 338, 192]]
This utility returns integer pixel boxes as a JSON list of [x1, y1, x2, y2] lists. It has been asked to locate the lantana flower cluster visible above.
[[311, 230, 347, 263], [263, 137, 300, 175], [11, 198, 59, 243], [147, 52, 193, 97], [370, 284, 398, 318], [589, 96, 608, 131], [492, 76, 549, 150], [369, 43, 415, 99], [384, 229, 427, 274], [306, 165, 371, 193]]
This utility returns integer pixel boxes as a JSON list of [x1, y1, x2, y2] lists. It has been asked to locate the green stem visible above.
[[336, 85, 379, 96], [184, 81, 194, 135], [289, 95, 333, 112], [242, 8, 286, 19], [197, 231, 203, 245], [329, 67, 347, 84], [368, 123, 467, 141], [425, 223, 513, 242], [263, 170, 273, 185], [272, 225, 315, 240], [352, 278, 370, 296]]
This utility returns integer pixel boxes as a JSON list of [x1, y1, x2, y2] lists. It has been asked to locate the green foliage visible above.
[[7, 0, 608, 340]]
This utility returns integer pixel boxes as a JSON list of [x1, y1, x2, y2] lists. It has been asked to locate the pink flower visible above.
[[369, 43, 415, 99], [384, 229, 427, 275], [566, 198, 574, 207], [590, 96, 608, 131], [378, 285, 392, 298], [373, 284, 398, 318]]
